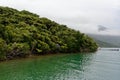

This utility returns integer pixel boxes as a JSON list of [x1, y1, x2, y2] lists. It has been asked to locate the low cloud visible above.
[[98, 25, 108, 32]]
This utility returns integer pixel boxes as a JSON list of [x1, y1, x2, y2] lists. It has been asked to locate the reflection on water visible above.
[[0, 48, 120, 80]]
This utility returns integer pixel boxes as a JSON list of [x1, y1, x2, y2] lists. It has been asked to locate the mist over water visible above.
[[0, 48, 120, 80]]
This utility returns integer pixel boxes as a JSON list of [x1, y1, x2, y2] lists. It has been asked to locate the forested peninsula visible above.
[[0, 6, 98, 60]]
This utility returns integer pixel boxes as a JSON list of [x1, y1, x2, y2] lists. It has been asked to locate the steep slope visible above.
[[0, 6, 98, 60], [88, 34, 120, 47], [94, 39, 118, 47]]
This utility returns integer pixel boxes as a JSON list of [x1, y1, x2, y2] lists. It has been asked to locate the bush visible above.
[[7, 43, 30, 59], [0, 38, 7, 60]]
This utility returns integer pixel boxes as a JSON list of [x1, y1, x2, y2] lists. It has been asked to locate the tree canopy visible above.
[[0, 6, 98, 60]]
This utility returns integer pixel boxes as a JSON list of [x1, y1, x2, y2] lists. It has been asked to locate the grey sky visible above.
[[0, 0, 120, 35]]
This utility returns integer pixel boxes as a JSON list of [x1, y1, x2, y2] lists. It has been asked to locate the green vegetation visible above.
[[0, 6, 98, 60], [94, 39, 117, 47], [88, 34, 120, 47]]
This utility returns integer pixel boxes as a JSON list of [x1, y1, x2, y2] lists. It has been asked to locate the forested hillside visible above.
[[0, 6, 98, 60], [93, 39, 118, 47], [88, 34, 120, 47]]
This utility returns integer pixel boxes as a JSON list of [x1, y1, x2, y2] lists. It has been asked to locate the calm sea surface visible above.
[[0, 48, 120, 80]]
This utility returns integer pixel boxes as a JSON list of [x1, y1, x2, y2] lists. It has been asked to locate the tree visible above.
[[0, 6, 98, 60], [0, 38, 7, 60], [7, 43, 30, 59]]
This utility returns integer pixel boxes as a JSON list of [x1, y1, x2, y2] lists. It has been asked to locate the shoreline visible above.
[[0, 51, 95, 62]]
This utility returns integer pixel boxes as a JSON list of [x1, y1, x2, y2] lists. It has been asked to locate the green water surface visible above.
[[0, 48, 120, 80]]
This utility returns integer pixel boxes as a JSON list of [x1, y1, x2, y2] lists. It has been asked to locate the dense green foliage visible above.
[[0, 6, 98, 60]]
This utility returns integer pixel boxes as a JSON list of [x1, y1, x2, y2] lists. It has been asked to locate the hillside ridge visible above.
[[0, 6, 98, 60]]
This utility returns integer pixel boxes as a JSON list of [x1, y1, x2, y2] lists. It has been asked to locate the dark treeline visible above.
[[0, 6, 98, 60]]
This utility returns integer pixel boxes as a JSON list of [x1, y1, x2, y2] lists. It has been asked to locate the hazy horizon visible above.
[[0, 0, 120, 35]]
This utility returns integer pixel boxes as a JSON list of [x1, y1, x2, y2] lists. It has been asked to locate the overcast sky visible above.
[[0, 0, 120, 35]]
